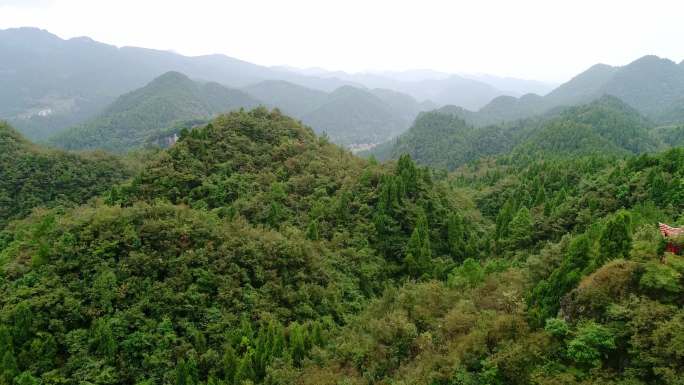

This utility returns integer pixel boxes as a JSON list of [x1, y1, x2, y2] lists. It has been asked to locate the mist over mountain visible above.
[[274, 67, 541, 110], [460, 73, 557, 96]]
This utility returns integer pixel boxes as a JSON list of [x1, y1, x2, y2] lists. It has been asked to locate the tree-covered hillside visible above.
[[1, 106, 683, 385], [49, 72, 261, 152], [377, 96, 664, 170], [300, 86, 416, 147], [242, 81, 426, 147], [379, 111, 519, 170], [512, 96, 661, 160], [0, 121, 131, 228], [0, 108, 486, 384]]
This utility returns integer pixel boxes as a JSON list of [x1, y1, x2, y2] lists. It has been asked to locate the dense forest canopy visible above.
[[2, 80, 684, 385], [0, 121, 132, 229]]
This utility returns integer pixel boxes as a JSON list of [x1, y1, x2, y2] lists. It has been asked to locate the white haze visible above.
[[0, 0, 682, 83]]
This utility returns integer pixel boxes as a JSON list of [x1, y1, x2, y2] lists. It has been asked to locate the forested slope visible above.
[[0, 121, 131, 228], [1, 105, 683, 385], [0, 108, 485, 384], [379, 96, 663, 170]]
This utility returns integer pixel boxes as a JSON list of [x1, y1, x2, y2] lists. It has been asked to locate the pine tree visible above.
[[0, 327, 13, 356], [234, 351, 255, 383], [533, 184, 547, 206], [508, 207, 533, 248], [648, 170, 667, 205], [222, 345, 238, 383], [92, 317, 117, 361], [269, 322, 285, 359], [447, 213, 467, 261], [13, 302, 32, 346], [404, 210, 432, 278], [598, 212, 632, 265], [397, 154, 418, 198], [289, 323, 306, 366], [0, 350, 18, 385], [336, 190, 351, 222], [186, 354, 198, 385], [495, 200, 515, 240]]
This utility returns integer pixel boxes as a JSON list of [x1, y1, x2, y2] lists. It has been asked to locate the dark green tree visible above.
[[404, 210, 432, 278], [508, 207, 533, 248], [598, 212, 632, 265], [447, 213, 467, 261]]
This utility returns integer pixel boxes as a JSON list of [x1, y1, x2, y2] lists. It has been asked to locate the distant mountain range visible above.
[[276, 67, 556, 109], [451, 55, 684, 126], [3, 27, 684, 154], [48, 71, 433, 152], [0, 27, 551, 141]]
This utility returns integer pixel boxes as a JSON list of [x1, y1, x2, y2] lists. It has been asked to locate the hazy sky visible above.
[[0, 0, 682, 82]]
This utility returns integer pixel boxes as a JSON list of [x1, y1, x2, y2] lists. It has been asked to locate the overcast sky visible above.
[[0, 0, 682, 83]]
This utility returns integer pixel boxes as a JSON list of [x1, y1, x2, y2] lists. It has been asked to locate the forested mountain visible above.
[[0, 108, 487, 384], [449, 55, 684, 126], [510, 96, 660, 160], [0, 121, 131, 228], [299, 86, 408, 147], [1, 103, 684, 385], [0, 27, 356, 140], [44, 72, 426, 152], [49, 71, 260, 152], [377, 96, 663, 170], [378, 110, 517, 170], [245, 80, 430, 147]]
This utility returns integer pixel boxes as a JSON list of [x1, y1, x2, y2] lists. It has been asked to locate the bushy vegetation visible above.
[[0, 121, 131, 229], [1, 105, 684, 385]]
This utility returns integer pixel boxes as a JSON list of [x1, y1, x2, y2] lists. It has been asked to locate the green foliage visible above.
[[0, 121, 131, 228], [598, 212, 633, 265], [639, 261, 682, 295], [544, 318, 570, 338], [566, 321, 616, 367], [3, 102, 684, 385], [404, 210, 432, 278], [447, 258, 485, 288], [508, 206, 533, 249]]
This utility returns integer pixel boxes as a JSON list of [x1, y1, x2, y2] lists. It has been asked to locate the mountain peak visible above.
[[628, 54, 675, 67], [145, 71, 195, 89], [0, 26, 63, 48]]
